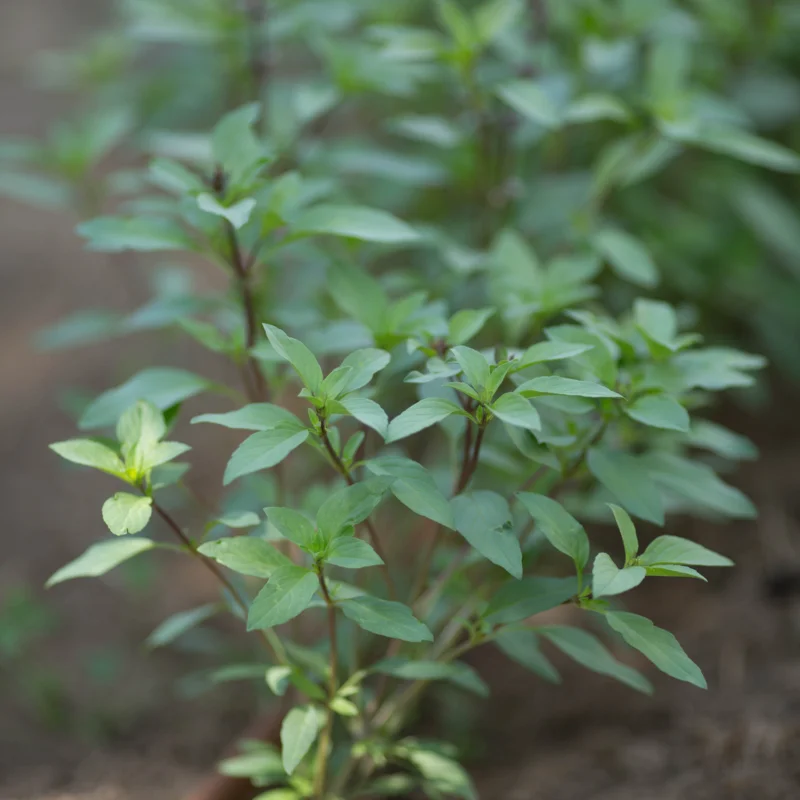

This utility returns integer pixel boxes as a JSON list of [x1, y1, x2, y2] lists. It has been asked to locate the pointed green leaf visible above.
[[592, 553, 646, 598], [483, 576, 577, 625], [592, 228, 658, 288], [46, 538, 157, 587], [339, 396, 388, 438], [337, 348, 391, 393], [340, 596, 432, 642], [450, 346, 490, 389], [50, 440, 125, 476], [280, 705, 322, 775], [265, 507, 317, 549], [626, 394, 689, 432], [386, 398, 463, 443], [263, 325, 323, 394], [494, 630, 561, 683], [512, 341, 593, 371], [247, 567, 319, 630], [605, 611, 706, 688], [325, 536, 383, 569], [146, 603, 219, 649], [587, 449, 664, 525], [198, 537, 293, 578], [316, 480, 389, 540], [490, 392, 541, 432], [223, 429, 309, 485], [639, 535, 733, 568], [372, 658, 488, 696], [496, 80, 561, 128], [608, 503, 638, 562], [291, 204, 419, 244], [516, 375, 621, 399], [447, 307, 494, 346], [197, 193, 256, 229], [517, 493, 590, 569], [192, 403, 303, 432], [77, 216, 193, 252]]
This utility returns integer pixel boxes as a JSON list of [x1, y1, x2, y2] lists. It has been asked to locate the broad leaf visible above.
[[316, 480, 389, 540], [223, 429, 309, 485], [587, 449, 664, 525], [450, 346, 490, 389], [102, 493, 153, 536], [291, 204, 419, 243], [483, 576, 577, 625], [517, 375, 621, 399], [490, 392, 541, 432], [198, 537, 293, 578], [50, 440, 125, 476], [192, 403, 302, 432], [625, 394, 689, 432], [539, 626, 652, 694], [46, 538, 156, 587], [337, 348, 391, 392], [265, 507, 317, 549], [605, 611, 706, 688], [197, 193, 255, 229], [639, 536, 733, 568], [280, 705, 322, 775], [339, 396, 388, 438], [448, 307, 494, 345], [77, 216, 193, 252], [386, 397, 463, 443], [517, 493, 590, 569], [451, 491, 522, 578], [340, 596, 432, 642], [325, 536, 384, 569], [211, 103, 269, 185], [247, 567, 319, 630], [263, 325, 323, 394], [592, 228, 659, 288], [592, 553, 646, 597]]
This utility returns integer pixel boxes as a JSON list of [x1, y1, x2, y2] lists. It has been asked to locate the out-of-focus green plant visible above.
[[7, 0, 796, 796]]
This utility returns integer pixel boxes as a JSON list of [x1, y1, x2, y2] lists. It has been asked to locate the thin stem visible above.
[[319, 417, 396, 599], [313, 568, 338, 799]]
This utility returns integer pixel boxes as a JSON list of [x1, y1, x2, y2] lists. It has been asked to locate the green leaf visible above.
[[247, 567, 319, 630], [634, 299, 678, 352], [328, 263, 389, 332], [340, 596, 432, 642], [450, 346, 490, 389], [373, 658, 488, 696], [198, 537, 292, 578], [451, 491, 522, 578], [337, 348, 392, 393], [592, 553, 646, 598], [77, 216, 193, 252], [192, 403, 303, 432], [265, 665, 292, 696], [50, 440, 125, 476], [474, 0, 523, 44], [316, 480, 389, 540], [117, 400, 166, 448], [638, 535, 733, 568], [490, 392, 541, 432], [608, 503, 638, 562], [483, 576, 577, 625], [102, 493, 153, 536], [539, 626, 653, 694], [290, 204, 419, 244], [215, 511, 261, 529], [219, 745, 285, 782], [435, 0, 477, 49], [587, 449, 664, 526], [592, 228, 659, 288], [643, 452, 756, 519], [386, 398, 463, 443], [512, 341, 593, 371], [517, 494, 590, 569], [625, 394, 689, 432], [516, 376, 621, 399], [223, 429, 309, 485], [494, 630, 561, 683], [403, 742, 477, 800], [46, 538, 157, 587], [280, 705, 322, 775], [565, 94, 631, 124], [448, 307, 494, 346], [687, 421, 758, 461], [212, 103, 269, 185], [496, 80, 561, 129], [605, 611, 706, 689], [338, 396, 388, 438], [325, 536, 383, 569], [263, 325, 323, 394], [645, 565, 706, 580], [80, 368, 210, 430], [146, 603, 219, 649], [149, 158, 205, 194], [365, 456, 454, 529], [197, 193, 256, 229], [265, 507, 317, 549]]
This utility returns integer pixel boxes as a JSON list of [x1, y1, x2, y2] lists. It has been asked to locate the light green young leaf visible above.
[[365, 456, 454, 528], [316, 480, 389, 540], [639, 535, 733, 568], [452, 491, 522, 578], [149, 158, 205, 194], [634, 299, 678, 351], [483, 576, 577, 625], [450, 346, 490, 389], [490, 392, 541, 432], [592, 228, 659, 288], [386, 397, 463, 443], [219, 745, 285, 782], [117, 400, 166, 448], [448, 307, 494, 345], [46, 538, 157, 587], [146, 603, 219, 649], [373, 657, 488, 697], [539, 626, 653, 694], [280, 705, 322, 775], [512, 341, 593, 371], [77, 216, 193, 252], [263, 325, 324, 394], [517, 493, 590, 569], [223, 429, 309, 485], [196, 193, 256, 229], [80, 368, 210, 430], [337, 348, 392, 393], [192, 403, 303, 432], [265, 665, 292, 696], [592, 553, 646, 598], [340, 596, 433, 642], [265, 507, 317, 549], [494, 630, 561, 683], [290, 204, 419, 244], [50, 440, 125, 477], [605, 611, 707, 689], [247, 566, 319, 630], [625, 394, 689, 432], [516, 375, 621, 399], [102, 493, 153, 536], [198, 537, 293, 578], [338, 396, 388, 438], [608, 503, 638, 562], [325, 536, 383, 569], [587, 449, 664, 525], [496, 80, 561, 128], [212, 103, 269, 185]]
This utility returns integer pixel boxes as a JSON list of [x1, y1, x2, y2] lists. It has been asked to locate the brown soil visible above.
[[3, 3, 800, 799]]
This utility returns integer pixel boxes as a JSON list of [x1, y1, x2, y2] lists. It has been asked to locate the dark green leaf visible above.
[[373, 657, 488, 696], [608, 503, 638, 562], [263, 325, 323, 394], [247, 567, 319, 630], [625, 394, 689, 432], [265, 507, 317, 549], [592, 553, 646, 597], [340, 596, 432, 642], [483, 576, 577, 625], [494, 629, 561, 683], [587, 449, 664, 525], [517, 494, 590, 569], [146, 603, 219, 649]]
